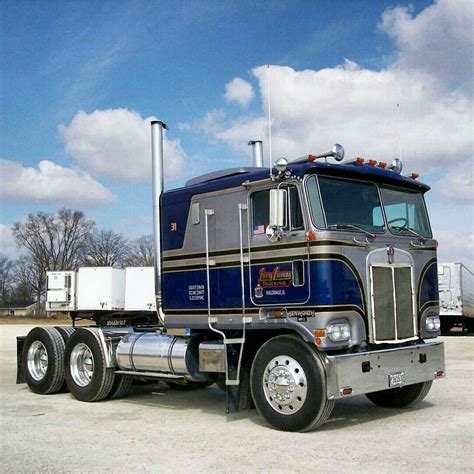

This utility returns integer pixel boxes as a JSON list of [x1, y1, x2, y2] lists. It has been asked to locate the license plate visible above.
[[388, 372, 405, 387]]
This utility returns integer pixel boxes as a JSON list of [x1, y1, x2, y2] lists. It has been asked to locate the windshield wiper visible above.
[[328, 224, 376, 239], [391, 225, 427, 242]]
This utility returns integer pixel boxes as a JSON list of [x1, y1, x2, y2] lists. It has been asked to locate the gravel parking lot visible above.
[[1, 324, 473, 473]]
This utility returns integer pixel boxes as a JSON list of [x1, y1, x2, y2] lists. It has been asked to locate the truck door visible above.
[[248, 184, 310, 306]]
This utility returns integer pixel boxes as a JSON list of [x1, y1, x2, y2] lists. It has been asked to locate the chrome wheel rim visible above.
[[27, 341, 48, 381], [263, 355, 308, 415], [70, 343, 94, 387]]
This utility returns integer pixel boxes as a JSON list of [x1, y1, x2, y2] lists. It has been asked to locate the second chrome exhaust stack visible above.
[[151, 120, 167, 318], [248, 140, 264, 168]]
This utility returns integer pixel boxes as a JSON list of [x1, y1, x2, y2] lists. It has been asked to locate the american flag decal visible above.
[[253, 224, 265, 235]]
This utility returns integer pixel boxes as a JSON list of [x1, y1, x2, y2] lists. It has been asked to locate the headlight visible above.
[[426, 315, 441, 332], [327, 322, 351, 342]]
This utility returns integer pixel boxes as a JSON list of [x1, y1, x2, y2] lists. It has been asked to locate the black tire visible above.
[[65, 329, 115, 402], [108, 375, 133, 400], [366, 381, 432, 408], [54, 326, 75, 344], [22, 327, 66, 395], [250, 334, 334, 432], [54, 327, 76, 393]]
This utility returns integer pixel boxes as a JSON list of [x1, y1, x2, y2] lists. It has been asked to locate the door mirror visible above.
[[269, 189, 286, 228]]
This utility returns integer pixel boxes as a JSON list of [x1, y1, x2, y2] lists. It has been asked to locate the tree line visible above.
[[0, 208, 154, 312]]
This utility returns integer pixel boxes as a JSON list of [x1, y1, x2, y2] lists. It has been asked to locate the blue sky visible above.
[[1, 0, 472, 265]]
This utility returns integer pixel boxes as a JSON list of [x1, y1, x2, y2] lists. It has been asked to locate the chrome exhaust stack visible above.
[[151, 120, 167, 316], [248, 140, 264, 167]]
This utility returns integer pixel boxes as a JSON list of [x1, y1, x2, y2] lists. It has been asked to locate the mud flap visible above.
[[16, 336, 26, 384], [225, 346, 254, 414]]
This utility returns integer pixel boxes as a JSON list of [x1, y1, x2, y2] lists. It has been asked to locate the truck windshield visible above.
[[307, 176, 384, 233], [380, 185, 432, 238]]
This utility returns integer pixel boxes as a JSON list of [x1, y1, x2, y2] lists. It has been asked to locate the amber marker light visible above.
[[378, 162, 387, 168], [340, 387, 353, 396], [411, 172, 419, 179], [355, 157, 365, 165], [314, 329, 326, 337], [306, 230, 316, 241], [368, 159, 377, 166], [308, 154, 317, 162]]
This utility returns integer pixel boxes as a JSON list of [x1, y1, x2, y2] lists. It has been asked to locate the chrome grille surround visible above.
[[369, 264, 417, 343]]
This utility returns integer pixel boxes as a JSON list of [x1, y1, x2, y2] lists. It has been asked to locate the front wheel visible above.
[[250, 335, 334, 432], [366, 381, 432, 408]]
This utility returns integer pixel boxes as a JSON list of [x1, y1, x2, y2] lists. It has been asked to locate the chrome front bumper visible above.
[[324, 341, 445, 399]]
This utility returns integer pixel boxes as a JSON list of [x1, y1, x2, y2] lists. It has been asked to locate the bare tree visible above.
[[84, 229, 129, 267], [125, 235, 155, 266], [12, 209, 95, 312], [0, 256, 14, 304]]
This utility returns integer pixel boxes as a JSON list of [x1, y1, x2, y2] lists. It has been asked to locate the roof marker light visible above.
[[356, 157, 365, 165], [378, 162, 387, 169], [308, 154, 317, 162], [368, 159, 377, 166], [411, 172, 419, 179]]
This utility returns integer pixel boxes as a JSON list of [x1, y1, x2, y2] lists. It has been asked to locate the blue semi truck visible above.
[[17, 121, 445, 432]]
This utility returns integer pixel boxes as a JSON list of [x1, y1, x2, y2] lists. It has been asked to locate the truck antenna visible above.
[[397, 103, 402, 160], [267, 65, 273, 177]]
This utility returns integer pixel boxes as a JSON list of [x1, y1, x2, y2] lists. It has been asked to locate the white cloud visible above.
[[59, 108, 187, 182], [379, 0, 473, 93], [0, 224, 20, 259], [438, 171, 473, 202], [184, 1, 473, 201], [224, 77, 255, 107], [435, 230, 474, 268], [0, 159, 116, 205]]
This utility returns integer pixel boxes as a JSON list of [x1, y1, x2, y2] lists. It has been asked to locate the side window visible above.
[[289, 187, 304, 230], [252, 190, 269, 235], [306, 176, 325, 228], [252, 185, 304, 235]]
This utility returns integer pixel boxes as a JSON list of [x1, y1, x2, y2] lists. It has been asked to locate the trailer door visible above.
[[248, 185, 310, 306]]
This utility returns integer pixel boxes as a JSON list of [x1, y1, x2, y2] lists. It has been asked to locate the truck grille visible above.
[[370, 265, 416, 342]]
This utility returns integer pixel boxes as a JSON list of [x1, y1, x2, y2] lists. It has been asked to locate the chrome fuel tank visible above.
[[116, 332, 201, 378]]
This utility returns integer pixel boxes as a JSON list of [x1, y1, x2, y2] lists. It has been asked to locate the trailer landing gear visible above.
[[250, 335, 334, 432]]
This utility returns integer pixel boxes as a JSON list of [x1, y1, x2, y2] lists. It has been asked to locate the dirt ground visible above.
[[1, 324, 473, 473]]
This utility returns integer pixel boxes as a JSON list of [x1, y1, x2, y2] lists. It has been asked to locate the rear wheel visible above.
[[108, 375, 133, 399], [54, 326, 75, 344], [22, 327, 66, 395], [366, 381, 432, 408], [65, 329, 115, 402], [250, 335, 334, 432]]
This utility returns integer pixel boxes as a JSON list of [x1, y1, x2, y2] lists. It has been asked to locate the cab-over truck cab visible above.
[[17, 122, 445, 432]]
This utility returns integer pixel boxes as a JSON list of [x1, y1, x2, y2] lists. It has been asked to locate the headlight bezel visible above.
[[327, 321, 351, 342], [426, 315, 441, 332]]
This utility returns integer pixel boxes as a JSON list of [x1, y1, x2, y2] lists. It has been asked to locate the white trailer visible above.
[[438, 263, 474, 331], [46, 267, 157, 326]]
